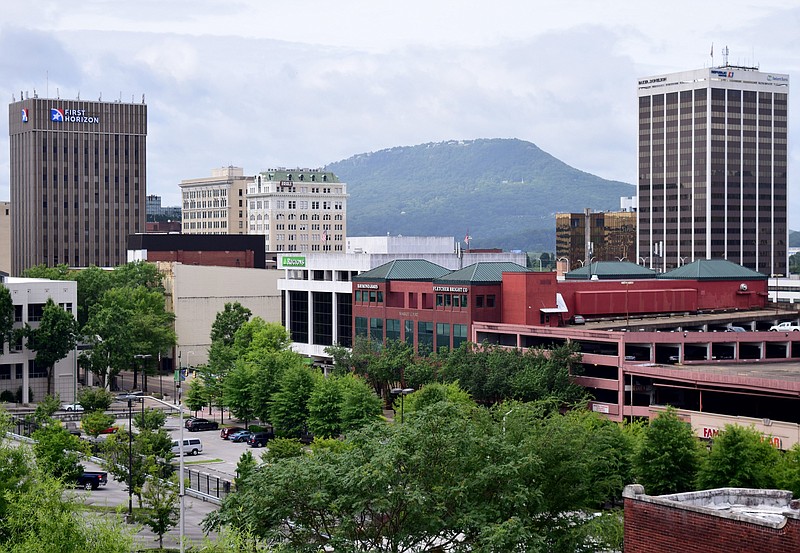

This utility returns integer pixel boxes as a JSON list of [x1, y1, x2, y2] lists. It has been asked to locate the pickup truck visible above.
[[769, 322, 800, 332], [76, 470, 108, 490]]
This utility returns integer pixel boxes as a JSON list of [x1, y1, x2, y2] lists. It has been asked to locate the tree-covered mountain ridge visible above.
[[326, 138, 635, 252]]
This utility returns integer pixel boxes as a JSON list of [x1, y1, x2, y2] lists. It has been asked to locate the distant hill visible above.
[[326, 139, 634, 252]]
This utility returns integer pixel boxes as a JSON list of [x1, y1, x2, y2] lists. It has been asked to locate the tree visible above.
[[134, 407, 167, 431], [0, 441, 36, 542], [211, 302, 252, 346], [0, 285, 14, 347], [634, 407, 702, 495], [111, 260, 165, 292], [80, 410, 116, 438], [698, 424, 781, 490], [307, 374, 345, 438], [140, 468, 180, 549], [21, 264, 72, 280], [185, 378, 208, 415], [33, 393, 61, 424], [269, 365, 318, 438], [27, 299, 79, 395], [224, 360, 257, 427], [76, 387, 114, 412], [102, 429, 173, 504], [31, 424, 86, 483], [72, 265, 113, 327], [339, 374, 383, 433]]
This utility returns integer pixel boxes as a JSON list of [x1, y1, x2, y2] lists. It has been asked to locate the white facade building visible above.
[[277, 237, 526, 360], [247, 168, 347, 254], [1, 277, 78, 404]]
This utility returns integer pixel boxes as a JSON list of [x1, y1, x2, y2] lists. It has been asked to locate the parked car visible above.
[[61, 403, 84, 412], [569, 315, 586, 325], [171, 438, 203, 456], [187, 418, 219, 432], [725, 326, 747, 332], [229, 430, 253, 443], [248, 429, 275, 448], [99, 426, 119, 435], [770, 322, 800, 332], [220, 426, 244, 440], [75, 469, 108, 490]]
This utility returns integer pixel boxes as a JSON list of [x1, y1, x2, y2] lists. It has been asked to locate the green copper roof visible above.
[[259, 168, 340, 183], [565, 261, 657, 280], [435, 262, 530, 285], [355, 259, 451, 282], [658, 259, 768, 281]]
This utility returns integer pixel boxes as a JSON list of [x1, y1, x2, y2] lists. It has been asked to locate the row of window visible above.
[[355, 318, 469, 353], [355, 290, 383, 304], [0, 362, 46, 379]]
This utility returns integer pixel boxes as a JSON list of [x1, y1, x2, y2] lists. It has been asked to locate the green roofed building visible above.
[[564, 260, 657, 280]]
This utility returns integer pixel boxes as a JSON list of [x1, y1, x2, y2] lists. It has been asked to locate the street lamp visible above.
[[390, 387, 414, 423], [123, 394, 139, 521], [621, 281, 634, 326]]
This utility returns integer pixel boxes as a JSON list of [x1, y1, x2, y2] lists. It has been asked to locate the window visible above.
[[486, 295, 496, 308], [28, 360, 47, 378], [355, 317, 368, 337], [0, 365, 10, 380], [436, 294, 443, 307], [405, 320, 414, 347], [27, 304, 45, 322], [453, 324, 468, 349], [461, 295, 468, 308], [370, 318, 383, 342], [417, 322, 434, 355], [476, 296, 484, 308], [386, 319, 401, 341], [355, 290, 362, 302], [436, 323, 450, 352], [377, 291, 384, 303]]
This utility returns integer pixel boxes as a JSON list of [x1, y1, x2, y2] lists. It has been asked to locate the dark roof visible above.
[[127, 233, 266, 268], [434, 262, 530, 285], [565, 261, 657, 280], [354, 259, 451, 282], [658, 259, 769, 281]]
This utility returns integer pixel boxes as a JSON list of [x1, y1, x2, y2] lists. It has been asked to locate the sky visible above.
[[1, 0, 799, 224]]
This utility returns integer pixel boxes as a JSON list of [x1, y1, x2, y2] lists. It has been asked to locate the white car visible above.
[[769, 322, 800, 332], [61, 403, 84, 412]]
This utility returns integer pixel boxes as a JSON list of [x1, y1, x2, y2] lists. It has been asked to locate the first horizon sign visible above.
[[282, 256, 306, 267]]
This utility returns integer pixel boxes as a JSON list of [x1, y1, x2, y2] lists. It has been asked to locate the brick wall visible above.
[[624, 489, 800, 552]]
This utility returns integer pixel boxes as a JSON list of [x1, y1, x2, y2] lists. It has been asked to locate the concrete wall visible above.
[[347, 236, 455, 254], [160, 263, 282, 366]]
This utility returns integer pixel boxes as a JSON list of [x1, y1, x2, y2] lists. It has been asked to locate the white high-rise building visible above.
[[637, 61, 789, 274], [247, 168, 347, 253]]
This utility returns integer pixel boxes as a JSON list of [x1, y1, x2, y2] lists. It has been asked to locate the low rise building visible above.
[[0, 276, 78, 403]]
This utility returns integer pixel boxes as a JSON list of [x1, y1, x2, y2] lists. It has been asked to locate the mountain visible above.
[[326, 138, 634, 252]]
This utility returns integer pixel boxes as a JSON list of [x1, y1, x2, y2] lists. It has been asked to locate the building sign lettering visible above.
[[356, 283, 379, 289], [281, 256, 306, 267], [51, 107, 100, 124], [433, 286, 468, 293], [398, 311, 419, 318], [638, 77, 666, 85], [711, 70, 734, 78]]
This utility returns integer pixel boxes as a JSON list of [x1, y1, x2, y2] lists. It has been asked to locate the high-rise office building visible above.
[[247, 168, 347, 253], [8, 96, 147, 274], [556, 209, 637, 271], [637, 63, 788, 274], [179, 166, 251, 234]]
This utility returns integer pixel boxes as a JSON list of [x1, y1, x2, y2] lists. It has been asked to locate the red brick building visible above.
[[352, 260, 529, 354], [127, 233, 267, 268], [623, 484, 800, 553]]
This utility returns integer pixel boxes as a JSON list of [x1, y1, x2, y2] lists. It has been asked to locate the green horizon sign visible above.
[[282, 256, 306, 267]]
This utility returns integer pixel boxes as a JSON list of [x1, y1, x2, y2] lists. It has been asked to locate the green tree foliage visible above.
[[0, 468, 133, 553], [398, 381, 474, 416], [269, 365, 318, 438], [76, 387, 114, 412], [185, 378, 208, 414], [27, 299, 79, 395], [102, 428, 173, 503], [0, 444, 36, 542], [83, 285, 175, 389], [698, 424, 781, 489], [338, 376, 384, 432], [212, 400, 626, 552], [134, 407, 167, 431], [33, 393, 61, 423], [307, 373, 344, 438], [0, 285, 14, 346], [211, 302, 252, 345], [224, 360, 257, 426], [634, 407, 702, 495], [72, 266, 114, 327], [139, 468, 180, 549], [111, 260, 165, 292], [80, 410, 116, 438], [263, 438, 306, 462], [31, 424, 86, 483], [21, 264, 73, 280], [776, 443, 800, 496], [790, 252, 800, 275]]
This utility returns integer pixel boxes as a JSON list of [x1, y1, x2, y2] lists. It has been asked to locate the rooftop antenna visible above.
[[56, 87, 60, 99], [99, 92, 102, 101], [46, 70, 48, 98], [722, 45, 729, 67], [142, 93, 145, 104], [710, 42, 714, 67]]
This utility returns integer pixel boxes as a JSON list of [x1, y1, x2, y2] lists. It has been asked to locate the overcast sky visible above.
[[2, 1, 799, 224]]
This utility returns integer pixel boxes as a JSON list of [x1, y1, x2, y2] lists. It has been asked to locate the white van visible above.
[[171, 438, 203, 456]]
